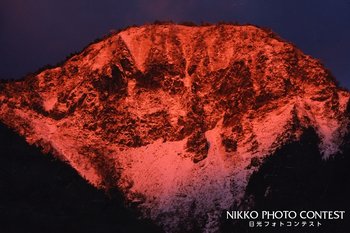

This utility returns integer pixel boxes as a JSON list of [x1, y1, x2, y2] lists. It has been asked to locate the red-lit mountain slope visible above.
[[0, 24, 349, 232]]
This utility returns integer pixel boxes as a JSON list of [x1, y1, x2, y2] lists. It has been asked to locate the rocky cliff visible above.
[[0, 23, 349, 232]]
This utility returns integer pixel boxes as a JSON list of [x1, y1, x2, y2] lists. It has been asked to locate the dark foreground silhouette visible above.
[[221, 128, 350, 233], [0, 123, 163, 233]]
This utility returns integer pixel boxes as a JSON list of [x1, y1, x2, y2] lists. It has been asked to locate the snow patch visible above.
[[43, 97, 57, 111], [117, 121, 255, 232]]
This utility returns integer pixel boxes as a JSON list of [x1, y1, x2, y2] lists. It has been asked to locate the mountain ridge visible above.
[[0, 23, 349, 232]]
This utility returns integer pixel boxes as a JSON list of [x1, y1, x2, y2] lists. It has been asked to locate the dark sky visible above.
[[1, 0, 349, 88]]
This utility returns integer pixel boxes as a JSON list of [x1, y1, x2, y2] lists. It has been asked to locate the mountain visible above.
[[0, 122, 163, 233], [0, 23, 349, 233]]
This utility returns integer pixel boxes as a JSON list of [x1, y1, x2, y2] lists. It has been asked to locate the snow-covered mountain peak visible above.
[[0, 23, 349, 232]]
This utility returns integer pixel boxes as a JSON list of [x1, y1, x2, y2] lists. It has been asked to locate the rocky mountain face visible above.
[[0, 24, 349, 232]]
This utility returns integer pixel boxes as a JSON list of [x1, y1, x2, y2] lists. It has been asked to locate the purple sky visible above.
[[1, 0, 349, 88]]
